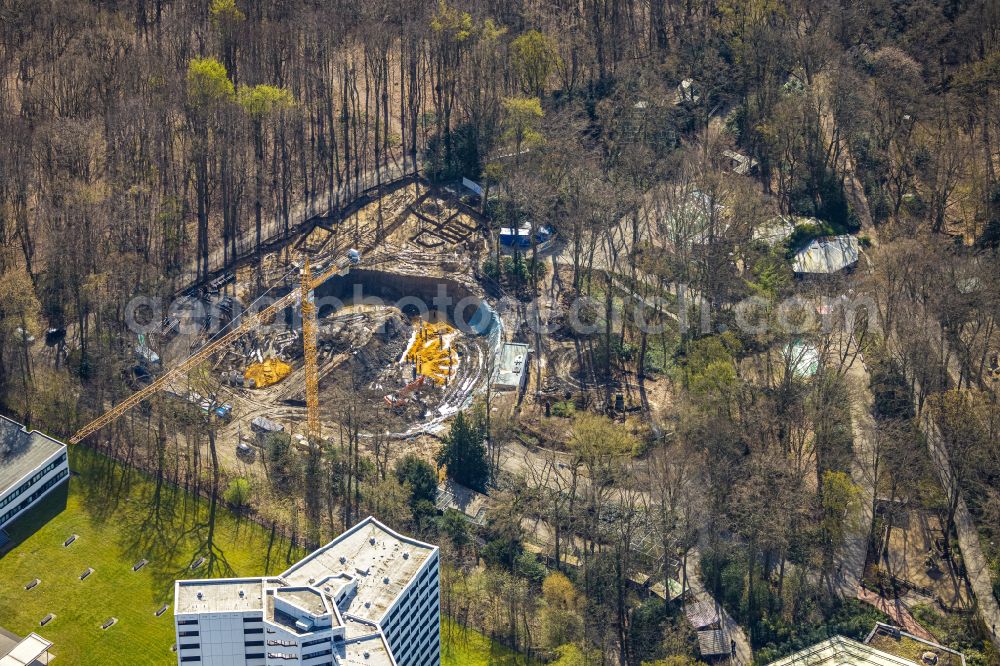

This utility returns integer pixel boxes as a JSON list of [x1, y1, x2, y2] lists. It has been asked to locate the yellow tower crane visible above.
[[69, 255, 350, 445], [300, 259, 321, 442]]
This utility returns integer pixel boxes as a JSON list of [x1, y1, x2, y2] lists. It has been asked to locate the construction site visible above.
[[95, 176, 520, 468]]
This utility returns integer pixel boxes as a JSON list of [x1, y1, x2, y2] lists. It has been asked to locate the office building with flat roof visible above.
[[0, 416, 69, 533], [174, 517, 439, 666]]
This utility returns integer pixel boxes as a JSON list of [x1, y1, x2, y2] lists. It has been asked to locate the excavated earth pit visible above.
[[217, 269, 498, 439]]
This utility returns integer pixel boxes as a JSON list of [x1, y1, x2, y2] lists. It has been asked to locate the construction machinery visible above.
[[404, 320, 457, 385], [244, 357, 292, 388], [384, 375, 426, 409], [68, 253, 355, 445]]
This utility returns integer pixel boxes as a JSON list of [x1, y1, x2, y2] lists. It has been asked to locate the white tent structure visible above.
[[792, 235, 859, 275]]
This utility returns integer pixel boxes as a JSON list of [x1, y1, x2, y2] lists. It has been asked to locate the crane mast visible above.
[[300, 259, 321, 441], [69, 254, 351, 445]]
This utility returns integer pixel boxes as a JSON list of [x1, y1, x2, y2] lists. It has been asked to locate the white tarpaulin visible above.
[[792, 235, 859, 274]]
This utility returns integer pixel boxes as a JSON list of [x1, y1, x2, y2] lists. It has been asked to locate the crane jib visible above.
[[69, 256, 346, 445]]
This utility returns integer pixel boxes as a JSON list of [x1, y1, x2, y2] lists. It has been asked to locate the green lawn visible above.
[[441, 616, 539, 666], [0, 447, 304, 665], [0, 447, 531, 666]]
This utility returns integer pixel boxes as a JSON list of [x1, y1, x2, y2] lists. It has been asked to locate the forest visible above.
[[1, 0, 999, 665]]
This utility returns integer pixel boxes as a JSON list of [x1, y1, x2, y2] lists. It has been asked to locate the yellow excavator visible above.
[[244, 357, 292, 388]]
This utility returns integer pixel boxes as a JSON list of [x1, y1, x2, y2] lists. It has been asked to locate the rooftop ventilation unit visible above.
[[339, 556, 347, 564], [239, 590, 245, 598], [383, 577, 390, 584], [369, 537, 376, 545], [402, 552, 409, 560], [196, 591, 203, 600]]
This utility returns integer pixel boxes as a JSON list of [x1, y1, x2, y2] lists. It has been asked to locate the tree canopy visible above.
[[438, 411, 490, 492]]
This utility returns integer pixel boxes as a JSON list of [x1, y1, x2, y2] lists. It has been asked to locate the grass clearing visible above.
[[441, 616, 538, 666], [0, 446, 304, 665], [1, 447, 534, 666]]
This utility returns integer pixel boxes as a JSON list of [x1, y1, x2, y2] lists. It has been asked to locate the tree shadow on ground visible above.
[[72, 446, 239, 605], [69, 444, 304, 611], [122, 481, 236, 605], [441, 623, 538, 666], [77, 446, 133, 525]]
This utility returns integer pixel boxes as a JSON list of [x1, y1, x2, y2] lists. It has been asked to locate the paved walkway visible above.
[[878, 293, 1000, 651], [831, 348, 877, 599], [856, 232, 1000, 649], [920, 411, 1000, 650], [685, 551, 753, 665], [817, 72, 873, 232], [918, 313, 1000, 650], [826, 347, 943, 642], [856, 588, 935, 641]]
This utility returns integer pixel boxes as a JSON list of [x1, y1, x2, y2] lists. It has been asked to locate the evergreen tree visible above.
[[437, 411, 490, 492], [394, 453, 438, 508]]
